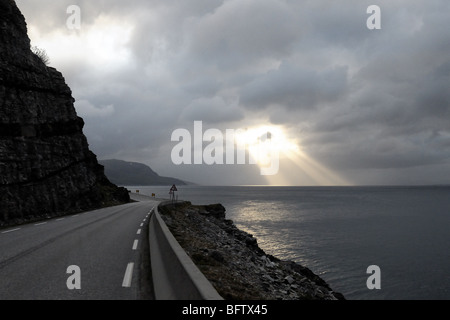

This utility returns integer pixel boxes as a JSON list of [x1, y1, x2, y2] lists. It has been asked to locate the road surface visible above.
[[0, 197, 159, 300]]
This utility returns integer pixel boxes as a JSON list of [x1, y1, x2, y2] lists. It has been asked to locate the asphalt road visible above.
[[0, 197, 159, 300]]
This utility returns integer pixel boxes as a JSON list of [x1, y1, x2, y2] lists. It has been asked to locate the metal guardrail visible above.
[[148, 201, 223, 300]]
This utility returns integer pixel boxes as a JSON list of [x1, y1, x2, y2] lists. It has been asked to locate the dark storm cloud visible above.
[[240, 63, 348, 111], [180, 96, 244, 123], [15, 0, 450, 185], [183, 0, 300, 69]]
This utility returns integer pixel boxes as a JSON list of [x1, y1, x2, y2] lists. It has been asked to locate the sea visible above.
[[128, 185, 450, 300]]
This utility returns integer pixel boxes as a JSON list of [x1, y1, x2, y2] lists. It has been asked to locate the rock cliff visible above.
[[0, 0, 129, 226]]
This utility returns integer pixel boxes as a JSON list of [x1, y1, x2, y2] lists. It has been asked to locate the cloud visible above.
[[184, 0, 300, 70], [75, 100, 115, 118], [180, 96, 244, 124], [14, 0, 450, 185], [240, 63, 349, 111]]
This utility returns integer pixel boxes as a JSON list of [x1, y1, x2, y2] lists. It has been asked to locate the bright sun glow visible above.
[[235, 124, 351, 186], [235, 125, 298, 166], [27, 15, 134, 72]]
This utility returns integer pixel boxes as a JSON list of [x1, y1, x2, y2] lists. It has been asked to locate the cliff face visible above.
[[0, 0, 129, 226]]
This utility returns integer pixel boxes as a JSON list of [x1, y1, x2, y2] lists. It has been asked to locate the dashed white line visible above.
[[34, 222, 47, 226], [1, 228, 21, 234], [136, 229, 141, 235], [132, 240, 139, 250], [122, 262, 134, 287], [140, 223, 143, 227], [56, 218, 65, 221]]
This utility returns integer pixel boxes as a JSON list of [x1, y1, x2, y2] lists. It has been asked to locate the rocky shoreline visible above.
[[158, 202, 345, 300]]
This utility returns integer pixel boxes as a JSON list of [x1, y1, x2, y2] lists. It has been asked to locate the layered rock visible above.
[[0, 0, 129, 226], [159, 202, 345, 300]]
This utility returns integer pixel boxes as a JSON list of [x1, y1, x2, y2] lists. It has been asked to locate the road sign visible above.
[[169, 185, 177, 203]]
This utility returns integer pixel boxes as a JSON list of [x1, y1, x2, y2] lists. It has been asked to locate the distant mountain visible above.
[[99, 159, 187, 186]]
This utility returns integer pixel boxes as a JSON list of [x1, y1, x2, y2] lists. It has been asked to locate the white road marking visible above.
[[56, 218, 65, 221], [34, 222, 47, 226], [137, 229, 141, 235], [122, 263, 134, 287], [132, 240, 139, 250], [1, 228, 21, 234], [140, 223, 143, 227], [72, 215, 79, 218]]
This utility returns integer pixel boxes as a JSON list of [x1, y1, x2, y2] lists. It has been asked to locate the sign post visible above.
[[169, 184, 178, 204]]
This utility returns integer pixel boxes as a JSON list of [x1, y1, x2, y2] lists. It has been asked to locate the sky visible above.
[[15, 0, 450, 186]]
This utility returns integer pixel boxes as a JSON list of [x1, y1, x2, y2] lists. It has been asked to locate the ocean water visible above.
[[131, 185, 450, 300]]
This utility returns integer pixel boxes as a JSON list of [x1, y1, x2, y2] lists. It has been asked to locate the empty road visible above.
[[0, 197, 159, 300]]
